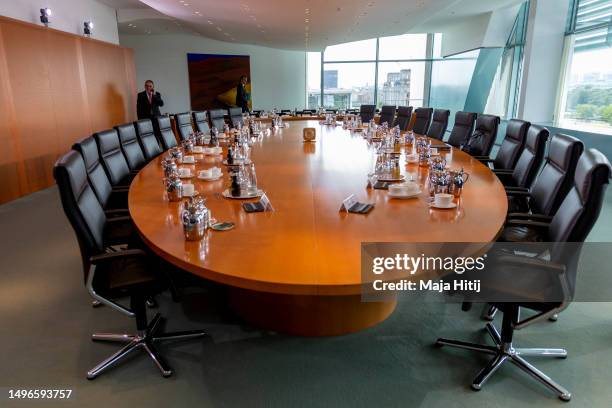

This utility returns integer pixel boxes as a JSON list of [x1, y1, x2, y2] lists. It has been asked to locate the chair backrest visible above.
[[379, 105, 396, 127], [135, 119, 162, 161], [174, 112, 194, 141], [392, 106, 413, 130], [94, 129, 131, 186], [426, 109, 450, 140], [494, 119, 530, 169], [192, 111, 210, 133], [548, 148, 611, 242], [511, 125, 549, 188], [54, 150, 107, 279], [359, 104, 376, 122], [72, 136, 113, 207], [155, 116, 178, 150], [447, 111, 477, 147], [115, 123, 146, 171], [228, 107, 243, 128], [462, 114, 500, 157], [412, 108, 433, 134], [530, 134, 584, 216], [208, 109, 226, 130]]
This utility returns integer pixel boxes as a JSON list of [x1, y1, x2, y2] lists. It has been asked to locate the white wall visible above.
[[0, 0, 119, 44], [517, 0, 570, 124], [119, 33, 306, 113]]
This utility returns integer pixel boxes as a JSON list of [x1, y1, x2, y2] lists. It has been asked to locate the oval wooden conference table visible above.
[[129, 120, 508, 336]]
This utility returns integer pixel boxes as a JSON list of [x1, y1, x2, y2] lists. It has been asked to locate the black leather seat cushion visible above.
[[392, 106, 412, 130], [493, 119, 530, 169], [175, 112, 193, 141], [447, 111, 476, 147], [135, 119, 163, 161], [208, 109, 226, 130], [412, 108, 433, 135], [155, 116, 178, 150], [359, 105, 376, 122], [379, 105, 395, 126], [426, 109, 450, 140], [95, 129, 132, 186], [463, 114, 500, 157], [228, 107, 243, 128], [192, 111, 210, 133], [116, 123, 146, 171]]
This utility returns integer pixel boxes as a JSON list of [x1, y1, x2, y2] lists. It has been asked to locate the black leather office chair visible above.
[[476, 119, 530, 170], [379, 105, 396, 127], [115, 123, 146, 172], [506, 134, 584, 219], [392, 106, 413, 131], [447, 111, 477, 148], [174, 112, 193, 141], [426, 109, 450, 140], [494, 125, 548, 189], [94, 129, 135, 187], [208, 109, 226, 130], [155, 116, 178, 150], [436, 149, 612, 401], [73, 136, 128, 212], [359, 104, 376, 123], [412, 108, 433, 135], [135, 119, 163, 162], [54, 150, 206, 380], [192, 111, 210, 134], [462, 114, 500, 157], [228, 107, 243, 128]]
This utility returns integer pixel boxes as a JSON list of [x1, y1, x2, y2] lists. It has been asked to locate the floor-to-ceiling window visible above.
[[306, 35, 430, 110], [557, 0, 612, 135]]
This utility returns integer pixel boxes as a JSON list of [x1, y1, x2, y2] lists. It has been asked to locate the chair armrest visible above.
[[505, 189, 531, 197], [507, 213, 553, 221], [505, 219, 551, 228], [495, 253, 566, 274], [111, 186, 129, 193], [90, 248, 147, 264], [504, 186, 529, 191], [106, 215, 132, 224], [105, 208, 130, 216], [493, 169, 513, 174]]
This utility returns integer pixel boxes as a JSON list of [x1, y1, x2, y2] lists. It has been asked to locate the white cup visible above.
[[193, 146, 203, 153], [403, 181, 419, 194], [179, 168, 191, 177], [434, 193, 453, 207], [183, 155, 195, 164], [198, 169, 212, 178], [182, 183, 194, 197]]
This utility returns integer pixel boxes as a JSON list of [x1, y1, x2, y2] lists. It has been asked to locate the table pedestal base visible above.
[[228, 287, 397, 336]]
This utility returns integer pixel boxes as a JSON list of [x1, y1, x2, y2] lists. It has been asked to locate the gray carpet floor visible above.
[[1, 186, 612, 407]]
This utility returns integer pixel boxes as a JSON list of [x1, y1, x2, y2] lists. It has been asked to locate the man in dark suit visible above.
[[236, 75, 250, 113], [137, 79, 164, 120]]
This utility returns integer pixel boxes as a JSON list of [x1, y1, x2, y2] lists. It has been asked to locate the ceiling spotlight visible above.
[[84, 21, 93, 36], [40, 8, 51, 26]]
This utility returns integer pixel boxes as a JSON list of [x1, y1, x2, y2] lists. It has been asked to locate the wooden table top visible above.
[[129, 120, 507, 296]]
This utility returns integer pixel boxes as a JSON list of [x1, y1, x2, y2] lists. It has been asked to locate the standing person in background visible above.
[[236, 75, 250, 113], [137, 79, 164, 120]]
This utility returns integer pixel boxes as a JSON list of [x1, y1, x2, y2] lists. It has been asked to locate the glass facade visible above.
[[557, 0, 612, 135]]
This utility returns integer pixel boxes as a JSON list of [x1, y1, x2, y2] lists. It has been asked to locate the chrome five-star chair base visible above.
[[436, 322, 571, 402], [87, 313, 206, 379]]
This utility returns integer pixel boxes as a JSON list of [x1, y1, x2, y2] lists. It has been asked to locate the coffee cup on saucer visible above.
[[182, 183, 195, 197], [178, 168, 191, 178], [182, 155, 195, 164], [434, 193, 453, 207], [193, 146, 204, 153]]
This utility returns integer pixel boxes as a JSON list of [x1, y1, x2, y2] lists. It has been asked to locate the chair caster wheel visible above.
[[434, 340, 444, 348], [471, 384, 482, 391], [162, 371, 173, 378], [559, 393, 571, 402], [146, 298, 158, 308]]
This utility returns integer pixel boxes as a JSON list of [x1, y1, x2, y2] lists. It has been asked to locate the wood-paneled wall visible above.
[[0, 16, 136, 204]]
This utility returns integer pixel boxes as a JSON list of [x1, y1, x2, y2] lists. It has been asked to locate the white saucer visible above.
[[222, 158, 252, 166], [182, 190, 198, 197], [429, 202, 457, 209], [378, 174, 406, 182], [222, 189, 263, 199], [389, 190, 421, 199], [179, 173, 194, 179], [197, 174, 222, 181]]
